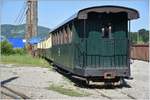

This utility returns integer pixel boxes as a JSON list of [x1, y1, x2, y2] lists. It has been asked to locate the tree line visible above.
[[130, 29, 149, 44]]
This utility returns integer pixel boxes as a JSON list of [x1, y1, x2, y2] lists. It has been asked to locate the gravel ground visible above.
[[0, 60, 149, 100]]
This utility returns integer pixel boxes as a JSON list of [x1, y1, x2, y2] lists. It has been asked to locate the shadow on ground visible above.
[[1, 76, 19, 85], [43, 58, 132, 89], [52, 67, 132, 89]]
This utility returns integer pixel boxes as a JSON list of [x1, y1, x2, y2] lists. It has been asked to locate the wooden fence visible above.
[[131, 44, 149, 61]]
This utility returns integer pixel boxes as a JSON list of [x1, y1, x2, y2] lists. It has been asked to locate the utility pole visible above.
[[25, 0, 38, 55], [26, 0, 38, 39]]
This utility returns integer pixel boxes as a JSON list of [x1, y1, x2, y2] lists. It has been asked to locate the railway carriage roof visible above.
[[50, 5, 139, 33]]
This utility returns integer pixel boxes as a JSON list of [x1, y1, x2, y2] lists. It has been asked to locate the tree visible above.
[[138, 29, 146, 35], [138, 29, 149, 43], [130, 32, 139, 44], [0, 40, 14, 55]]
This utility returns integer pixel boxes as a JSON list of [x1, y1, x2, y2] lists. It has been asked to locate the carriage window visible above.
[[63, 28, 66, 44], [52, 34, 54, 46], [69, 29, 73, 43], [58, 32, 60, 45], [63, 28, 67, 44], [61, 30, 63, 44], [53, 34, 55, 45], [63, 29, 65, 44], [62, 30, 64, 44], [102, 24, 112, 38], [102, 28, 105, 37], [55, 33, 57, 45], [56, 32, 59, 45], [59, 31, 61, 44], [67, 24, 72, 43], [109, 26, 112, 39], [62, 29, 65, 44], [102, 26, 109, 38], [54, 33, 57, 45], [62, 29, 64, 44], [56, 33, 58, 45]]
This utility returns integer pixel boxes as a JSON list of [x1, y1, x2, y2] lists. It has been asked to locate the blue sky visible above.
[[1, 0, 149, 32]]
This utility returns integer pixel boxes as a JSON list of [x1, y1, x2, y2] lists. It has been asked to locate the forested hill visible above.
[[1, 24, 50, 39]]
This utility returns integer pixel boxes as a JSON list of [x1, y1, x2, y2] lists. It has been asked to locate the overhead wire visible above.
[[18, 3, 27, 24], [14, 1, 27, 25], [13, 0, 27, 36]]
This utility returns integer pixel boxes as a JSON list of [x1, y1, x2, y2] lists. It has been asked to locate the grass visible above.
[[0, 54, 51, 68], [48, 84, 90, 97]]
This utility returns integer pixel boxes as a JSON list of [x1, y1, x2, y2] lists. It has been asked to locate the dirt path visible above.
[[0, 60, 149, 99]]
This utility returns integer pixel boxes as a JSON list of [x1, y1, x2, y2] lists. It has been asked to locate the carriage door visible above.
[[86, 13, 115, 68], [100, 24, 115, 68]]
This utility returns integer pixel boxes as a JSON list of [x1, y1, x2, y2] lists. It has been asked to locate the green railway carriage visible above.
[[43, 6, 139, 83]]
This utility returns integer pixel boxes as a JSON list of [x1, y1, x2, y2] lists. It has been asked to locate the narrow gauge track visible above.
[[94, 88, 136, 100], [114, 89, 136, 99], [1, 85, 30, 99], [95, 89, 112, 100], [54, 66, 136, 99]]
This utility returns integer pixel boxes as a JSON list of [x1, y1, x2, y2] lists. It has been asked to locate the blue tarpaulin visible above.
[[28, 36, 42, 45], [8, 38, 25, 48]]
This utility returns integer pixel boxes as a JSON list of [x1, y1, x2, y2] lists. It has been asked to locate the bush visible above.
[[13, 48, 26, 55], [0, 40, 14, 55]]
